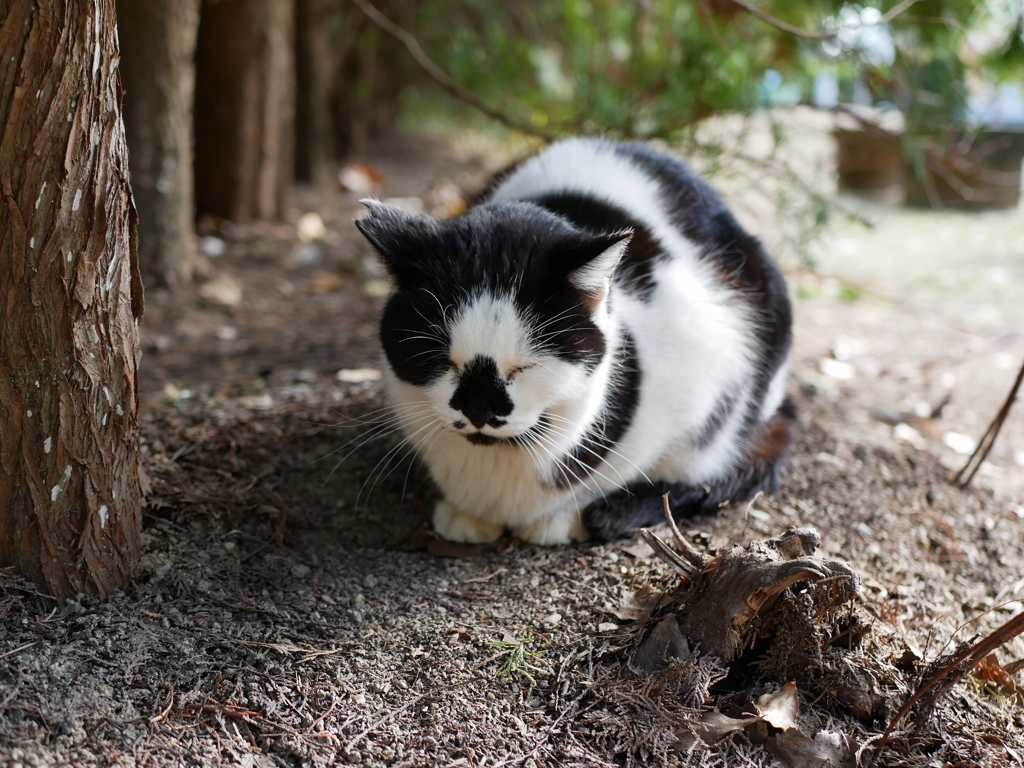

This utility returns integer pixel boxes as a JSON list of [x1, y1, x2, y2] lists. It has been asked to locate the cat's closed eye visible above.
[[505, 364, 535, 382]]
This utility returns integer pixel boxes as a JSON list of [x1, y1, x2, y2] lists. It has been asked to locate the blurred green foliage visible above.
[[395, 0, 1023, 141]]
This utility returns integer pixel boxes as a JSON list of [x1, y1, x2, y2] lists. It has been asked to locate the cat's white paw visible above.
[[512, 512, 590, 546], [434, 500, 504, 543]]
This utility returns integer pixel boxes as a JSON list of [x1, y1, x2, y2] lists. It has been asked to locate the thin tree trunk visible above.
[[294, 0, 333, 183], [194, 0, 295, 221], [331, 0, 404, 159], [117, 0, 201, 288], [0, 0, 144, 598]]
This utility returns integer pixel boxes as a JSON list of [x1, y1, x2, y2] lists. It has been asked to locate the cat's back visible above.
[[484, 138, 768, 297], [486, 137, 703, 233]]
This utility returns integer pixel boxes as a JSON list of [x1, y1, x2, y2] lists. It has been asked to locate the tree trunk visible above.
[[0, 0, 144, 598], [294, 0, 333, 183], [116, 0, 201, 288], [332, 1, 404, 159], [194, 0, 295, 221]]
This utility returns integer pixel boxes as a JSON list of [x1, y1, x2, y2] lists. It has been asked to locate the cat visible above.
[[354, 137, 793, 545]]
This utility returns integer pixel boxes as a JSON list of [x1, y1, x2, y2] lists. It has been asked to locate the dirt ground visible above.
[[1, 128, 1023, 768]]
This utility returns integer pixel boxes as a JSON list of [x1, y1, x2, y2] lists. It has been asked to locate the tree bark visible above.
[[0, 0, 144, 598], [194, 0, 295, 221], [116, 0, 201, 288], [294, 0, 333, 183], [332, 1, 404, 159]]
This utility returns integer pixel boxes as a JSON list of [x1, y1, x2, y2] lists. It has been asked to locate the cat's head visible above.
[[355, 200, 631, 445]]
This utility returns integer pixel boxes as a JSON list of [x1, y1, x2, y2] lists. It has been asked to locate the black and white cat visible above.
[[355, 138, 793, 545]]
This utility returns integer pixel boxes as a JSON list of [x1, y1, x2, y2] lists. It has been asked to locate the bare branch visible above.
[[349, 0, 555, 142], [954, 354, 1024, 488], [728, 0, 924, 40]]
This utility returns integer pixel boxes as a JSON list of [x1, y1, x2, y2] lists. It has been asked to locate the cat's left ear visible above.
[[565, 230, 632, 303]]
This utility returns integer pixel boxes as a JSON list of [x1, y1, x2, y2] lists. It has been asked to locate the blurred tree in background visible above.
[[395, 0, 1022, 139], [111, 0, 1024, 285], [117, 0, 202, 289]]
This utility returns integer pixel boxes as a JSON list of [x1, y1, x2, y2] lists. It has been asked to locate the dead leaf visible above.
[[619, 539, 655, 559], [335, 368, 382, 384], [339, 162, 384, 194], [296, 212, 326, 242], [608, 586, 662, 622], [677, 710, 759, 751], [754, 681, 801, 731], [975, 653, 1024, 703], [631, 614, 690, 674], [766, 729, 855, 768], [198, 274, 243, 307], [307, 271, 345, 293]]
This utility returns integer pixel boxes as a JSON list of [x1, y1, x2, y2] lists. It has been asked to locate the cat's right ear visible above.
[[354, 199, 436, 287]]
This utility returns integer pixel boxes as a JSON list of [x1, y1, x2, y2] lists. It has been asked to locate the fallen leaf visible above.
[[766, 729, 855, 768], [335, 368, 382, 384], [308, 271, 345, 293], [754, 681, 800, 731], [677, 710, 759, 751], [819, 358, 854, 380], [339, 162, 384, 194], [975, 653, 1024, 703], [943, 431, 977, 456], [200, 235, 226, 257], [619, 539, 655, 559], [198, 274, 243, 307], [296, 212, 326, 242], [363, 279, 390, 298], [631, 614, 689, 674], [608, 586, 662, 622]]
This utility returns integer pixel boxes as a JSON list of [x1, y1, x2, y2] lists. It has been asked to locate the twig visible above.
[[729, 0, 922, 40], [349, 0, 554, 142], [342, 695, 425, 755], [875, 609, 1024, 758], [954, 354, 1024, 488], [301, 694, 338, 736], [727, 0, 832, 39], [149, 685, 175, 724], [640, 529, 698, 578], [661, 493, 707, 571], [0, 641, 37, 662]]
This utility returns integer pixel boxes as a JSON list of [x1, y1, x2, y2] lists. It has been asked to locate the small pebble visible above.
[[363, 574, 377, 589], [542, 612, 562, 627], [291, 564, 311, 579]]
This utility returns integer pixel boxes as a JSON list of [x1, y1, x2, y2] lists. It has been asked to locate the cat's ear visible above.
[[354, 199, 437, 286], [565, 230, 632, 304]]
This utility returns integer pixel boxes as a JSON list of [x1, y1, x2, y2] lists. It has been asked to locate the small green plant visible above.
[[488, 627, 550, 687]]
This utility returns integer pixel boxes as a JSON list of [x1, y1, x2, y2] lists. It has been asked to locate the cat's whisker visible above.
[[541, 411, 653, 486], [530, 418, 630, 493], [326, 402, 434, 429], [527, 428, 596, 503], [321, 418, 411, 479], [367, 420, 444, 509], [319, 405, 437, 473], [401, 423, 447, 502], [355, 418, 441, 511]]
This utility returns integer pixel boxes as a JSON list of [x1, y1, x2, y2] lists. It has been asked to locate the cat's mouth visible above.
[[461, 414, 550, 447]]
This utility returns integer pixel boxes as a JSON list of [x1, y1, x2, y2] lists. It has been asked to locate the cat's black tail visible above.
[[583, 397, 796, 541]]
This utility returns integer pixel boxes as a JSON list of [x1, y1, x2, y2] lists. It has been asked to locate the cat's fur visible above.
[[355, 138, 793, 544]]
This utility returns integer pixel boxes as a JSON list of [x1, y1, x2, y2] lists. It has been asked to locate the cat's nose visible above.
[[462, 405, 495, 430]]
